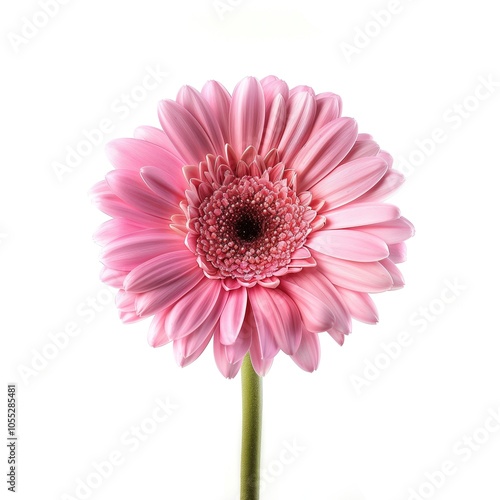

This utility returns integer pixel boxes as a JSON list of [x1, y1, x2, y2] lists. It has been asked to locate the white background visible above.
[[1, 1, 499, 499]]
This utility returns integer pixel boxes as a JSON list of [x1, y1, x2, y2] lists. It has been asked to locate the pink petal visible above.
[[99, 267, 128, 288], [177, 85, 225, 155], [173, 330, 212, 368], [249, 286, 302, 355], [324, 203, 400, 229], [139, 166, 185, 210], [261, 75, 289, 112], [249, 330, 275, 376], [174, 290, 228, 360], [340, 137, 380, 163], [327, 328, 345, 346], [133, 126, 179, 155], [309, 92, 342, 137], [279, 277, 335, 333], [289, 246, 317, 269], [148, 309, 170, 347], [336, 287, 379, 324], [135, 269, 204, 317], [355, 217, 415, 244], [259, 94, 286, 155], [90, 181, 167, 228], [213, 328, 245, 378], [259, 76, 289, 153], [106, 169, 179, 219], [356, 169, 405, 203], [378, 150, 393, 167], [106, 138, 185, 197], [224, 306, 254, 364], [225, 330, 252, 364], [116, 288, 135, 310], [278, 91, 317, 163], [291, 117, 358, 191], [289, 85, 314, 97], [380, 258, 405, 289], [229, 77, 265, 156], [388, 243, 407, 263], [284, 271, 351, 334], [116, 289, 141, 323], [123, 250, 199, 293], [119, 310, 142, 323], [307, 229, 389, 262], [220, 287, 248, 345], [291, 247, 312, 259], [312, 250, 394, 293], [246, 303, 278, 362], [201, 80, 232, 145], [311, 157, 388, 210], [291, 330, 320, 372], [166, 279, 222, 338], [101, 229, 184, 271], [158, 99, 214, 164], [93, 218, 146, 246]]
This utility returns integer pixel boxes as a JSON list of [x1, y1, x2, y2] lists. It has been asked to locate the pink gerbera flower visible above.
[[91, 76, 414, 377]]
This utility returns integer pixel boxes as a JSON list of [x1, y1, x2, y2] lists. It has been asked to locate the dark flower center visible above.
[[235, 212, 263, 242]]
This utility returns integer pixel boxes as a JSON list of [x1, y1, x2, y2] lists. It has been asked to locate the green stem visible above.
[[240, 353, 262, 500]]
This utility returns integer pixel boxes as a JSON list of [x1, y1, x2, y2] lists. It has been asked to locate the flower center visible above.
[[235, 212, 262, 242], [195, 175, 311, 283]]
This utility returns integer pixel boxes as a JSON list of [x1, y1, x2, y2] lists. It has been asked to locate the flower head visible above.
[[91, 76, 414, 377]]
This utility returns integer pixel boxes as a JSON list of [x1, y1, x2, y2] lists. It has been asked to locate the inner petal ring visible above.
[[195, 175, 311, 283]]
